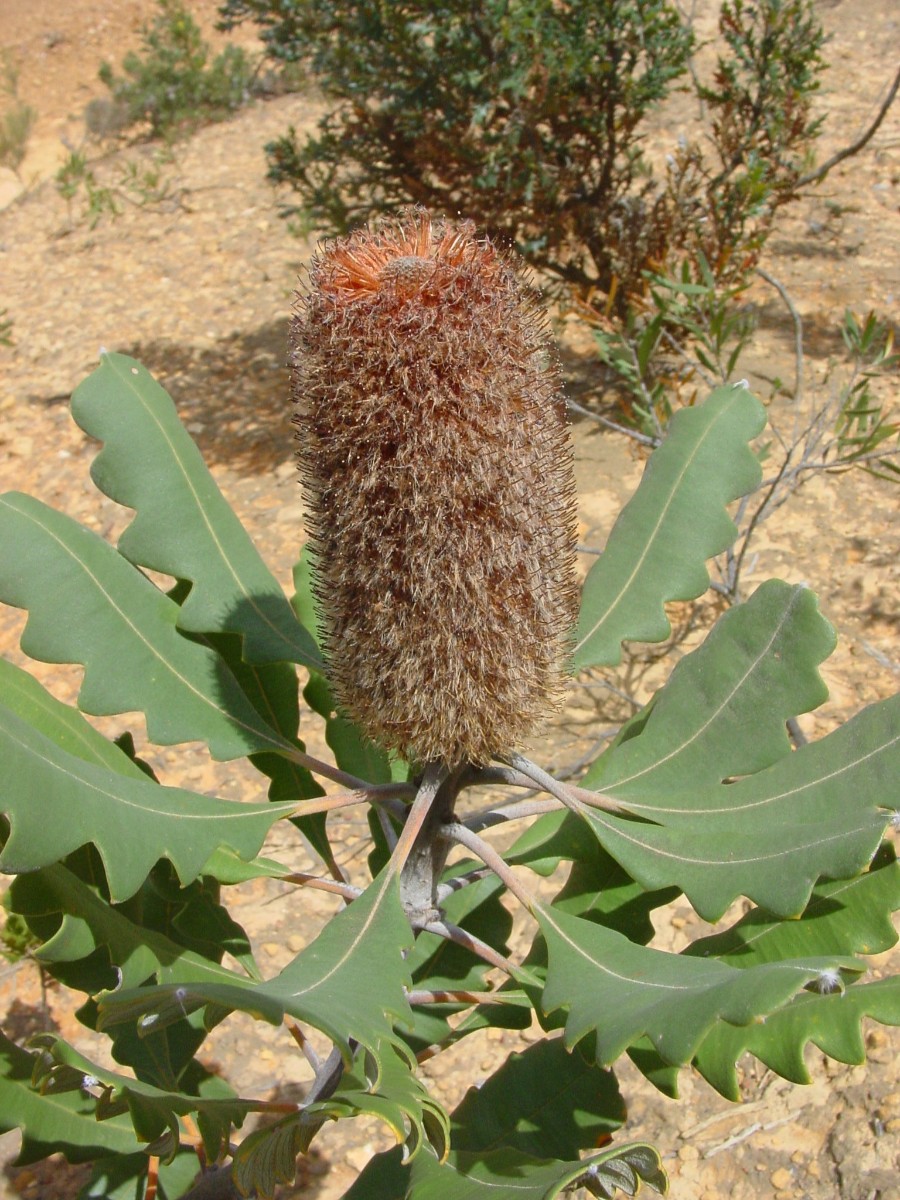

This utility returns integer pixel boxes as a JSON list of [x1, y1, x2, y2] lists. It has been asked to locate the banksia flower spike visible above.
[[292, 209, 578, 766]]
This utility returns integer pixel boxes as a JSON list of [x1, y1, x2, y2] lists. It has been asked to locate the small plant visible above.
[[55, 146, 179, 229], [0, 213, 898, 1200], [0, 308, 13, 347], [99, 0, 255, 140], [0, 52, 37, 176]]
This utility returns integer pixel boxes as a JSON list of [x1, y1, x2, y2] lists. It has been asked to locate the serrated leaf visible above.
[[578, 690, 899, 920], [0, 658, 146, 777], [99, 868, 414, 1069], [31, 1037, 252, 1163], [235, 1038, 449, 1196], [345, 1142, 668, 1200], [509, 810, 679, 943], [679, 846, 900, 1097], [10, 863, 244, 992], [71, 353, 321, 670], [585, 581, 834, 793], [536, 902, 861, 1066], [694, 977, 900, 1100], [199, 847, 292, 884], [0, 1031, 139, 1165], [0, 702, 297, 901], [573, 384, 765, 669], [686, 843, 900, 966], [0, 493, 295, 761]]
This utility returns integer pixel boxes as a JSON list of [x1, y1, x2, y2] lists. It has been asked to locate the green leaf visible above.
[[509, 810, 679, 943], [99, 868, 414, 1069], [683, 845, 900, 1097], [346, 1142, 668, 1200], [234, 1040, 449, 1197], [0, 1031, 139, 1165], [0, 658, 147, 777], [578, 691, 898, 920], [30, 1036, 252, 1164], [585, 581, 835, 793], [0, 702, 296, 901], [0, 493, 296, 761], [536, 902, 861, 1066], [573, 383, 765, 669], [71, 353, 321, 670], [694, 977, 900, 1100], [686, 842, 900, 967], [10, 863, 245, 992]]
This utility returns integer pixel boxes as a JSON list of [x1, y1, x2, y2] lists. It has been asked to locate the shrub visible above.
[[0, 214, 898, 1199], [0, 52, 37, 175], [219, 0, 826, 312], [55, 146, 180, 229], [99, 0, 255, 140]]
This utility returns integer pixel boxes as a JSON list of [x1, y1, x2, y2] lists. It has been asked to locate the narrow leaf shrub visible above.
[[99, 0, 255, 139], [0, 211, 898, 1200]]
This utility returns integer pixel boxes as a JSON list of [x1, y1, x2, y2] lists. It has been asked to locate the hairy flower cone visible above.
[[292, 211, 578, 765]]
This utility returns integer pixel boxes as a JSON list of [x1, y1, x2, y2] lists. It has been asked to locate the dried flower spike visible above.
[[292, 210, 578, 766]]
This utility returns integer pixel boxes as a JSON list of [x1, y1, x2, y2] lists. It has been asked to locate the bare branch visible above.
[[287, 1021, 321, 1071], [464, 796, 561, 834], [436, 864, 495, 899], [289, 785, 410, 822], [390, 761, 449, 872], [797, 63, 900, 188], [419, 916, 520, 976], [280, 872, 362, 901], [439, 822, 536, 911], [405, 988, 507, 1005], [756, 268, 803, 409], [566, 397, 660, 446], [507, 752, 627, 815], [282, 745, 417, 796]]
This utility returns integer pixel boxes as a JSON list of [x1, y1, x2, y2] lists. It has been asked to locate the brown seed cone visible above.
[[291, 210, 578, 766]]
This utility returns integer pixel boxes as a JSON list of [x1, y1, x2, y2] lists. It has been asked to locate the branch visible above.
[[436, 864, 495, 899], [566, 397, 660, 446], [280, 872, 362, 901], [289, 784, 410, 821], [464, 796, 561, 834], [756, 268, 803, 409], [405, 988, 507, 1005], [439, 821, 535, 911], [506, 752, 627, 815], [797, 63, 900, 187], [281, 744, 416, 794], [389, 761, 448, 872], [287, 1021, 321, 1071], [419, 914, 521, 976]]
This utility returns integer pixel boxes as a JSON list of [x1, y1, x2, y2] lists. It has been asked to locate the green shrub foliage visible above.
[[100, 0, 255, 139], [219, 0, 825, 309]]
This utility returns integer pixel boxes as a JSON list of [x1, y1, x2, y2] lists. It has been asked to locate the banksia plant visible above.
[[292, 209, 578, 766]]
